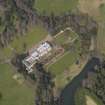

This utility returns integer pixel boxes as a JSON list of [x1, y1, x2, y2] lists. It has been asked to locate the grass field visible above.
[[0, 25, 48, 58], [35, 0, 78, 15], [48, 51, 78, 75], [55, 30, 78, 45], [0, 64, 34, 105], [48, 39, 80, 75]]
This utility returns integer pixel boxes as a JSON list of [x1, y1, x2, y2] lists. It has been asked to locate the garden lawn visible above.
[[35, 0, 78, 15], [0, 64, 34, 105], [48, 51, 78, 75], [1, 25, 48, 58], [55, 30, 78, 45], [48, 38, 80, 75]]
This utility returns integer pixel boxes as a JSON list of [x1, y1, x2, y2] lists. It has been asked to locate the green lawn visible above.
[[35, 0, 78, 15], [48, 52, 78, 75], [48, 39, 80, 75], [0, 64, 34, 105], [55, 30, 78, 45], [55, 34, 67, 45], [1, 25, 48, 58]]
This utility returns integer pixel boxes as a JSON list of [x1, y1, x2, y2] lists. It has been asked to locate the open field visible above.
[[48, 39, 81, 76], [0, 25, 48, 58], [0, 64, 34, 105], [35, 0, 78, 15], [54, 29, 78, 45], [48, 51, 78, 75]]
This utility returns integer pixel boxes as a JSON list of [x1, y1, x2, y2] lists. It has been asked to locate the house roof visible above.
[[23, 42, 52, 73]]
